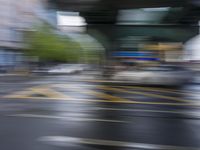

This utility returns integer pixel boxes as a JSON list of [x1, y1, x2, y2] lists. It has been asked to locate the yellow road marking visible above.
[[97, 86, 191, 103], [3, 86, 70, 99], [50, 84, 196, 103], [4, 96, 199, 106], [79, 79, 200, 95], [52, 83, 199, 96], [3, 83, 199, 106], [30, 87, 70, 99], [119, 86, 200, 97], [4, 90, 37, 99], [119, 86, 185, 95], [66, 86, 131, 103]]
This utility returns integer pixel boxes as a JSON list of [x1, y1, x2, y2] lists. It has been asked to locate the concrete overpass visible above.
[[48, 0, 200, 56]]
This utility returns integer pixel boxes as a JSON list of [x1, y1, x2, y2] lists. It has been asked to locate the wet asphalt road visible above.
[[1, 75, 200, 150]]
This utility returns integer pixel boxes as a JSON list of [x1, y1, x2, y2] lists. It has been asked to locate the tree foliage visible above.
[[25, 24, 82, 63]]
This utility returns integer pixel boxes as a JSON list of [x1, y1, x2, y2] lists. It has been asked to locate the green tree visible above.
[[25, 24, 82, 63]]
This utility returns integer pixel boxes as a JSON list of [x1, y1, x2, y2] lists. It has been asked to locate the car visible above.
[[111, 65, 192, 86], [47, 64, 83, 74], [47, 64, 89, 74], [32, 64, 89, 75]]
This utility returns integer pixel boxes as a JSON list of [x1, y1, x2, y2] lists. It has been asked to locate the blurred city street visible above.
[[1, 0, 200, 149], [1, 73, 200, 150]]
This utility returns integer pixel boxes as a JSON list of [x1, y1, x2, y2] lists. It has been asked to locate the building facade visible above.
[[0, 0, 56, 69]]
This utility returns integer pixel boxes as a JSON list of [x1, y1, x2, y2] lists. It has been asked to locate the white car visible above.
[[48, 64, 88, 74], [111, 66, 192, 86]]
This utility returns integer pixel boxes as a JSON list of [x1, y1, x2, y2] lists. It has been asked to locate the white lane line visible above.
[[7, 114, 127, 123], [38, 136, 199, 150], [7, 107, 200, 119], [95, 107, 200, 116]]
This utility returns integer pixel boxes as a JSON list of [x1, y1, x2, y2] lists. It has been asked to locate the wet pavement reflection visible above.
[[1, 76, 200, 150]]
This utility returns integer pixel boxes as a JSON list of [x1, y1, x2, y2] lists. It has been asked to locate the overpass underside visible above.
[[48, 0, 200, 56]]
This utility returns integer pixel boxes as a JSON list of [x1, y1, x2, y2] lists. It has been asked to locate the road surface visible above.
[[0, 74, 200, 150]]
